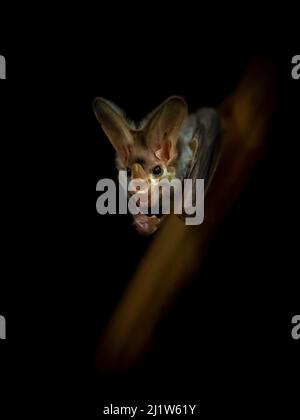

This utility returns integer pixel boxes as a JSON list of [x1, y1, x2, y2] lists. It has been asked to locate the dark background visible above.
[[88, 44, 300, 416], [0, 23, 299, 418]]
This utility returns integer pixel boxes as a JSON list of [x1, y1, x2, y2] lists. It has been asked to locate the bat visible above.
[[93, 96, 221, 235]]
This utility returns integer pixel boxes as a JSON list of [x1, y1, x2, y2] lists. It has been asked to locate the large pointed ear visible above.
[[93, 97, 133, 165], [145, 96, 188, 164]]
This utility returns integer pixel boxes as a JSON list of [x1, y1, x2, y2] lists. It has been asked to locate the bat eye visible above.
[[152, 165, 163, 177]]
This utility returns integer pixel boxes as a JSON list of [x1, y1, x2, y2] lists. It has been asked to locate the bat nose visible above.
[[131, 163, 150, 195], [131, 163, 147, 180]]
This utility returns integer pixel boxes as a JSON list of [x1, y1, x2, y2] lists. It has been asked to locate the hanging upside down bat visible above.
[[93, 96, 222, 235]]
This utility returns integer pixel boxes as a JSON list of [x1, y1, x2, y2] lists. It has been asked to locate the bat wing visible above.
[[178, 108, 222, 220]]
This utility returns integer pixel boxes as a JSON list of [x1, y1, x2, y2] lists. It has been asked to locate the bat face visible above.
[[117, 132, 177, 206], [93, 96, 188, 234]]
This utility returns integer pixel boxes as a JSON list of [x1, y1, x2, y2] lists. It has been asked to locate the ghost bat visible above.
[[93, 96, 221, 235]]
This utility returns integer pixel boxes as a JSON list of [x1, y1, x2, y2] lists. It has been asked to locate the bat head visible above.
[[93, 96, 188, 234]]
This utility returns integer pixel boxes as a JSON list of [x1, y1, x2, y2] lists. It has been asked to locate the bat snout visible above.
[[128, 163, 162, 211], [131, 163, 147, 179], [129, 163, 150, 194]]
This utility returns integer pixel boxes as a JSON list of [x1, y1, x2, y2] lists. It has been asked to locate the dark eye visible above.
[[152, 165, 163, 177]]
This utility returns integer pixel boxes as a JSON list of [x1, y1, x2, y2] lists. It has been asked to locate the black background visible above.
[[0, 19, 299, 418]]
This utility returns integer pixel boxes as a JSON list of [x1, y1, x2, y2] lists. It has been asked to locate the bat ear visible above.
[[93, 97, 133, 165], [145, 96, 188, 164]]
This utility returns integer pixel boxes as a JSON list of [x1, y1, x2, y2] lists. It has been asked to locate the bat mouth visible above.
[[133, 213, 161, 236]]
